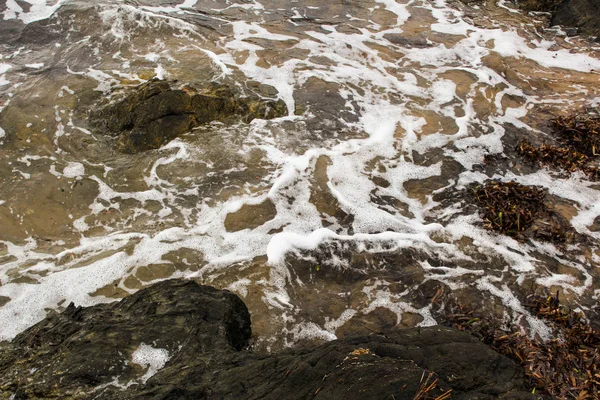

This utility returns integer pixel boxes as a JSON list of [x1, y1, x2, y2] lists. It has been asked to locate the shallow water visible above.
[[0, 0, 599, 351]]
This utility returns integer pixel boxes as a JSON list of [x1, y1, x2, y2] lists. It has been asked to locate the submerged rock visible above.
[[90, 80, 287, 153], [0, 279, 534, 399], [224, 199, 278, 232]]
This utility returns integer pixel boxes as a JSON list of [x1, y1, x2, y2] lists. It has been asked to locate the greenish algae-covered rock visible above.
[[89, 79, 288, 154]]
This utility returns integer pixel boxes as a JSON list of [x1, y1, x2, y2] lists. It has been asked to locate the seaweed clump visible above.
[[554, 108, 600, 157], [445, 292, 600, 399], [517, 108, 600, 180], [470, 180, 571, 243], [518, 141, 599, 180], [472, 180, 544, 235]]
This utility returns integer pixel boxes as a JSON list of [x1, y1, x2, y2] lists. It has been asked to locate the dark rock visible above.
[[0, 279, 535, 399], [90, 79, 287, 153], [118, 114, 195, 154], [383, 33, 432, 48], [563, 26, 580, 36], [590, 215, 600, 232], [0, 19, 24, 45], [194, 328, 533, 400], [16, 18, 65, 46], [240, 97, 289, 123], [552, 0, 600, 38], [189, 84, 238, 124], [517, 0, 600, 38], [517, 0, 563, 12], [0, 280, 251, 399], [92, 79, 172, 135]]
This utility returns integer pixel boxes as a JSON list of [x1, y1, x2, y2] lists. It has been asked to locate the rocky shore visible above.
[[1, 0, 599, 399], [0, 279, 535, 399]]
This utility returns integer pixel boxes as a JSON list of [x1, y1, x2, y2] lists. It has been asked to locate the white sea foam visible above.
[[63, 162, 85, 179], [375, 0, 410, 26], [2, 0, 66, 24], [25, 63, 44, 69], [0, 248, 134, 341], [0, 62, 10, 87], [131, 343, 170, 383], [73, 217, 89, 232]]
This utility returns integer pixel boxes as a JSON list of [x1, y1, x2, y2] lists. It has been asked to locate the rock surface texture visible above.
[[0, 279, 535, 399], [518, 0, 600, 37], [552, 0, 600, 37], [90, 80, 287, 153]]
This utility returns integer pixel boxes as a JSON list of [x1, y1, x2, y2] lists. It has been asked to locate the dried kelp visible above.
[[516, 108, 600, 180], [554, 108, 600, 157], [518, 140, 599, 180], [445, 292, 600, 399], [470, 180, 571, 243]]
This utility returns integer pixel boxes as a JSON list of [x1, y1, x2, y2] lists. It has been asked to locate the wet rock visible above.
[[90, 79, 287, 153], [383, 33, 432, 48], [0, 279, 534, 399], [195, 327, 533, 400], [0, 280, 251, 399], [239, 97, 288, 123], [118, 114, 196, 155], [552, 0, 600, 38], [517, 0, 564, 11], [563, 26, 580, 36], [16, 18, 66, 46], [223, 199, 278, 232], [90, 79, 176, 135], [335, 307, 399, 337], [293, 76, 359, 126], [589, 215, 600, 232], [518, 0, 600, 38], [403, 159, 465, 204], [309, 155, 354, 231], [0, 19, 24, 45]]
